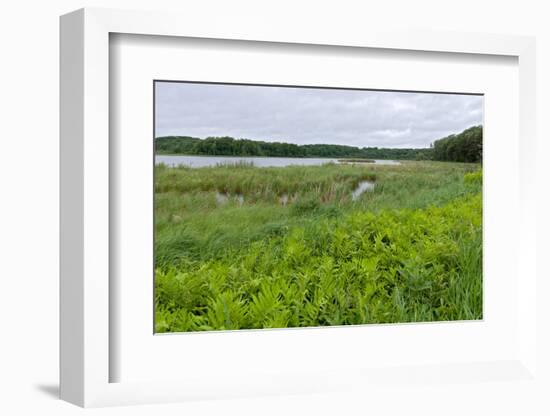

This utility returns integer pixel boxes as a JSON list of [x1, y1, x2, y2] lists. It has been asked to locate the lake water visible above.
[[156, 155, 400, 168]]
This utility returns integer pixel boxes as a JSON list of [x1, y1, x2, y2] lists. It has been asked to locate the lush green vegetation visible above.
[[432, 126, 483, 163], [155, 161, 482, 332], [155, 135, 434, 160]]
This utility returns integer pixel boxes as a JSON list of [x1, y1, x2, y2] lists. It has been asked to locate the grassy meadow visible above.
[[155, 161, 482, 332]]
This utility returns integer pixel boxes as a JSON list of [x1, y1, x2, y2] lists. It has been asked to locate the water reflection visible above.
[[351, 181, 375, 201]]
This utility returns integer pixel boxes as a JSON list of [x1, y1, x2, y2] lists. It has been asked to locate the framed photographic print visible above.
[[60, 8, 540, 408], [152, 80, 484, 334]]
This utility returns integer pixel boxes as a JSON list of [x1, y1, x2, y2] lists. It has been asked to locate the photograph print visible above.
[[154, 81, 483, 333]]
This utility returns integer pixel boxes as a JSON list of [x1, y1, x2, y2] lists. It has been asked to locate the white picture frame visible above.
[[60, 7, 539, 408]]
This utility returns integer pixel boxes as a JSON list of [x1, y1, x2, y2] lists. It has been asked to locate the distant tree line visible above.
[[155, 135, 433, 160], [155, 136, 202, 154], [155, 125, 482, 162], [431, 126, 483, 163]]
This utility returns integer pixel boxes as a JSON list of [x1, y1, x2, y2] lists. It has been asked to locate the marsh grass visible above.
[[154, 161, 482, 332]]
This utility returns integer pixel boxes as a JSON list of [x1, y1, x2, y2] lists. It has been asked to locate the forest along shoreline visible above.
[[154, 125, 482, 163]]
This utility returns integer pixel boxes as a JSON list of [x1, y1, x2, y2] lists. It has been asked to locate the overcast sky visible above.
[[155, 82, 483, 149]]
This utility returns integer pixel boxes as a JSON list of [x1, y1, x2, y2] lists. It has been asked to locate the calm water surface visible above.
[[351, 181, 375, 201], [156, 155, 400, 168]]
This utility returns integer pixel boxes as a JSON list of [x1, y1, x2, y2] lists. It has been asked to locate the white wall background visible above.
[[0, 1, 548, 415]]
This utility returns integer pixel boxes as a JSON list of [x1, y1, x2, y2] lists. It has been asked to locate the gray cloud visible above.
[[155, 82, 483, 148]]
